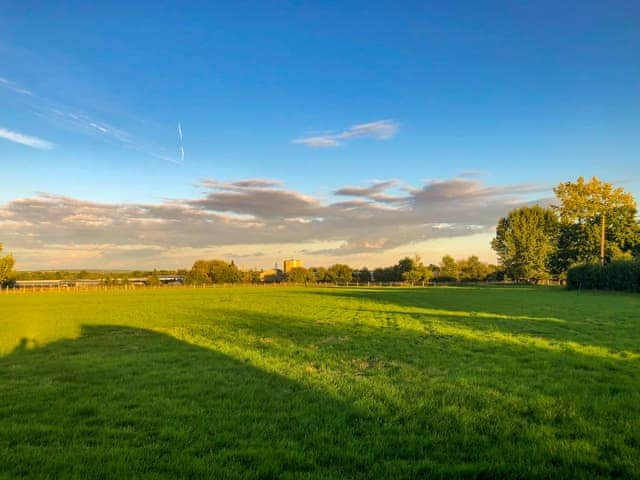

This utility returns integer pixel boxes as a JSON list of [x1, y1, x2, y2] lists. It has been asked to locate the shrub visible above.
[[567, 259, 640, 292]]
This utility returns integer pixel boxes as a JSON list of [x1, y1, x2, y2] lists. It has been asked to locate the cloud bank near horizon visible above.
[[0, 176, 551, 269]]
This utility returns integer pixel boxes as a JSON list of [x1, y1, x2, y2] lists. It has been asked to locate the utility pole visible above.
[[600, 212, 606, 265]]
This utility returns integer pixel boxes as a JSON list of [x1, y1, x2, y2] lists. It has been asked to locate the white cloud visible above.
[[292, 119, 399, 148], [0, 127, 54, 149]]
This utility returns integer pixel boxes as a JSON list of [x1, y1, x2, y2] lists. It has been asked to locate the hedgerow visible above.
[[567, 259, 640, 292]]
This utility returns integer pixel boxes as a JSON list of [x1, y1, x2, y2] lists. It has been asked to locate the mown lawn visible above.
[[1, 286, 639, 479]]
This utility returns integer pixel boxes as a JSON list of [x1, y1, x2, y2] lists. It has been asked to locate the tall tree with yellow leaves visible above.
[[553, 177, 639, 266]]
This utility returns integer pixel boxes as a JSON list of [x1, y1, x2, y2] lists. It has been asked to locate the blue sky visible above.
[[1, 1, 639, 269]]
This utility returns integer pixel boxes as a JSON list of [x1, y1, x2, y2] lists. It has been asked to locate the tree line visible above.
[[186, 260, 359, 285], [369, 255, 499, 283], [492, 177, 640, 283], [12, 269, 181, 281], [183, 255, 499, 285]]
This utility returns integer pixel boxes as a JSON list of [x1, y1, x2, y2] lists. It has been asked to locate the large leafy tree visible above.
[[491, 205, 559, 282], [0, 243, 16, 287], [553, 176, 639, 266]]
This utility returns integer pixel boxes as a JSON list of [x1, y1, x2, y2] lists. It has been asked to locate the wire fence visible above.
[[1, 279, 562, 295]]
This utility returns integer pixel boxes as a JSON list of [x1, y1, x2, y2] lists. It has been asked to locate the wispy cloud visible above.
[[458, 170, 487, 178], [0, 126, 54, 149], [43, 105, 182, 164], [0, 76, 32, 96], [1, 75, 182, 163], [292, 119, 399, 148]]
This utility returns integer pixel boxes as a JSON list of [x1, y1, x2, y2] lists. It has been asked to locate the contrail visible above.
[[0, 126, 54, 149], [177, 121, 184, 163]]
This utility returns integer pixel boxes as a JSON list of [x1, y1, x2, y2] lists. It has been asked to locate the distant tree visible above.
[[187, 261, 212, 284], [484, 264, 501, 281], [189, 259, 242, 284], [403, 266, 432, 283], [397, 257, 416, 276], [439, 255, 459, 282], [427, 264, 440, 278], [373, 266, 396, 282], [241, 269, 262, 283], [492, 205, 559, 282], [0, 243, 16, 287], [311, 267, 330, 283], [553, 176, 639, 267], [458, 255, 489, 282], [212, 260, 241, 283], [327, 264, 353, 283], [400, 256, 433, 284], [286, 267, 313, 283], [371, 256, 438, 283], [354, 267, 372, 283]]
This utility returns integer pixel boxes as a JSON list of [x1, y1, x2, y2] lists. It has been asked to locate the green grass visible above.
[[1, 286, 639, 479]]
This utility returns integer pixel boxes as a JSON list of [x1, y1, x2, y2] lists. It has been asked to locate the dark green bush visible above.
[[567, 259, 640, 292]]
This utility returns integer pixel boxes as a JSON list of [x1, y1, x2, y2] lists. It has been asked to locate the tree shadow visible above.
[[0, 325, 385, 478], [1, 323, 637, 479], [297, 286, 566, 319], [293, 287, 640, 355], [180, 305, 639, 477]]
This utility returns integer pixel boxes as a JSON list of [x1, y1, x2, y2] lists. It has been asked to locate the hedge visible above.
[[567, 259, 640, 292]]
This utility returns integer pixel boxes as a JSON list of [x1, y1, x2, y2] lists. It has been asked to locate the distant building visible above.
[[283, 259, 302, 274], [15, 279, 68, 289], [74, 279, 103, 287], [259, 268, 284, 283], [158, 275, 185, 285]]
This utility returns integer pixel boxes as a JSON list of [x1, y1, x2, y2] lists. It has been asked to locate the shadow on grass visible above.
[[184, 304, 639, 477], [1, 325, 383, 479], [1, 323, 638, 479], [294, 287, 640, 355], [298, 286, 566, 318]]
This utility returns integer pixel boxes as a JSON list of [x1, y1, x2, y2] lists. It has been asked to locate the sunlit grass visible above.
[[1, 286, 639, 478]]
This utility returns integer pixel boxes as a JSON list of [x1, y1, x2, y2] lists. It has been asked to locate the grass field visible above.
[[1, 286, 639, 479]]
